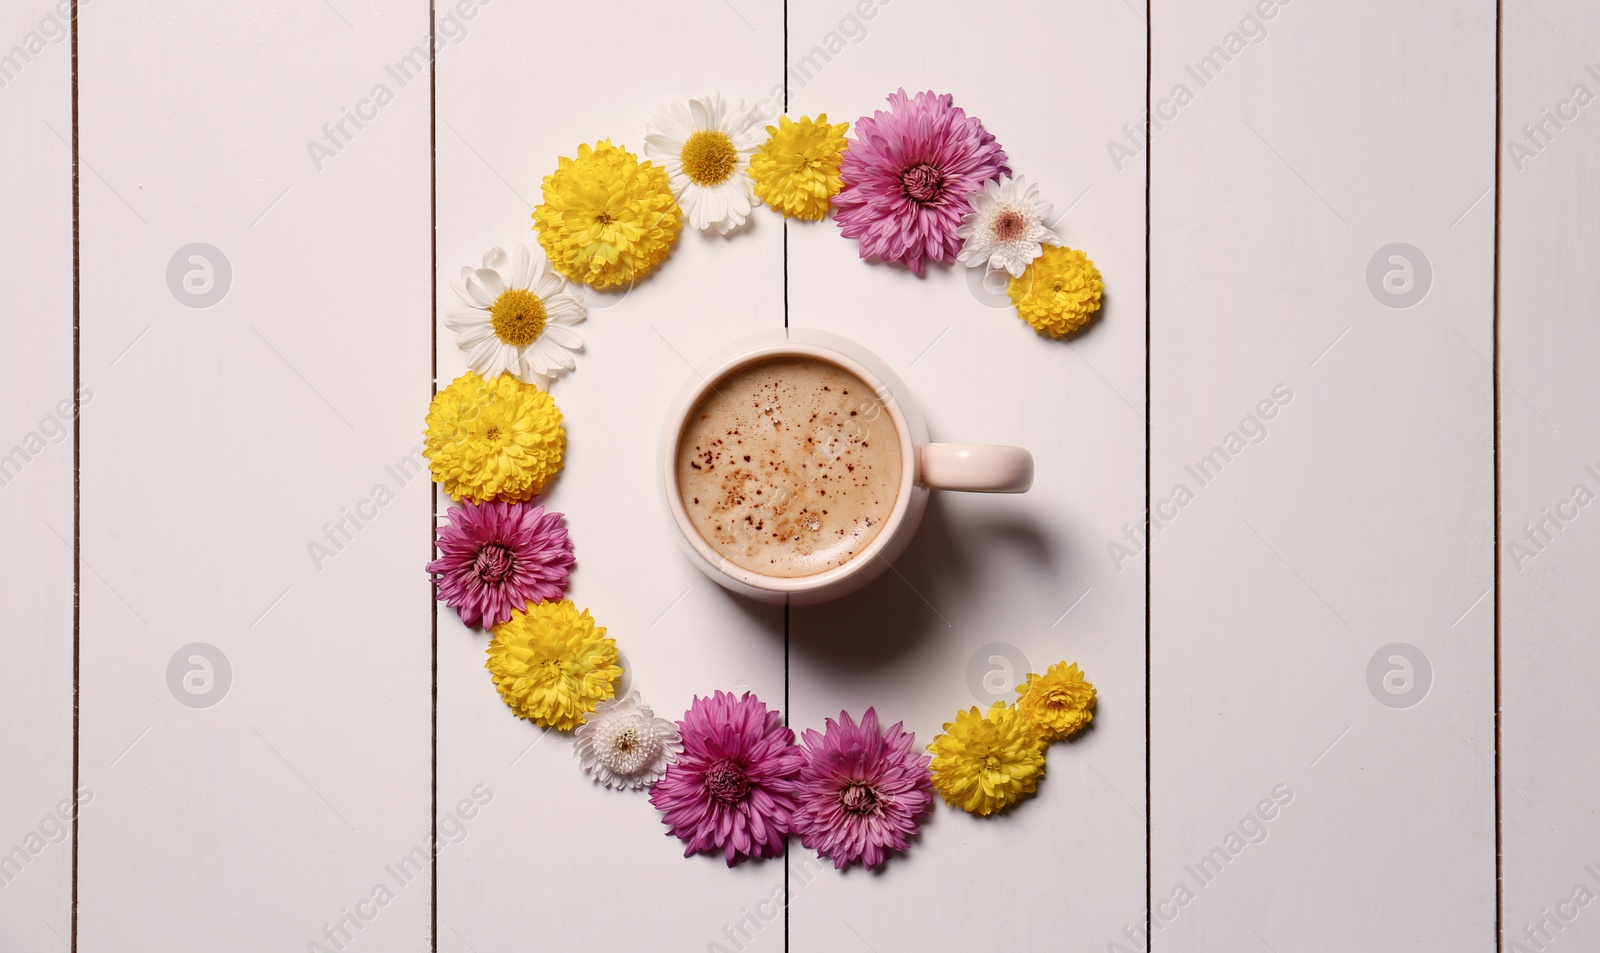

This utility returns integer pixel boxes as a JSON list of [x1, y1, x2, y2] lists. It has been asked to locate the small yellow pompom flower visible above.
[[1016, 661, 1097, 741], [534, 139, 682, 290], [748, 114, 850, 220], [486, 600, 621, 731], [1008, 244, 1104, 338], [424, 371, 564, 502], [926, 702, 1046, 816]]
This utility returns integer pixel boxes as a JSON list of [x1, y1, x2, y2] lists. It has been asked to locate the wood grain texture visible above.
[[432, 3, 789, 951], [782, 0, 1148, 949], [1500, 0, 1600, 948], [1, 1, 1585, 950], [76, 2, 434, 949], [0, 1, 75, 948], [1149, 0, 1498, 949]]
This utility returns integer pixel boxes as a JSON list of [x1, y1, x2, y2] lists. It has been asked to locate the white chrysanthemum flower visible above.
[[446, 244, 585, 386], [573, 691, 682, 790], [955, 175, 1062, 278], [644, 93, 764, 235]]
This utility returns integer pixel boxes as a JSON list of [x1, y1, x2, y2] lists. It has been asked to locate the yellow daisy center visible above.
[[489, 288, 547, 347], [681, 130, 738, 186]]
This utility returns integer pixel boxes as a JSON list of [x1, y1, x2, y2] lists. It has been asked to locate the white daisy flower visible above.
[[955, 175, 1063, 278], [446, 243, 585, 386], [644, 93, 764, 235], [573, 691, 682, 791]]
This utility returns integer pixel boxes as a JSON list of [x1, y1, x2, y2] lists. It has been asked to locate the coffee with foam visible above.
[[676, 357, 903, 578]]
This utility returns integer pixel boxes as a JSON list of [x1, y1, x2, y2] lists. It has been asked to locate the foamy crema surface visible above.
[[676, 357, 902, 578]]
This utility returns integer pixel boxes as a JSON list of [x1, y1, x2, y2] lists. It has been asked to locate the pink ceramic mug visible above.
[[660, 328, 1033, 605]]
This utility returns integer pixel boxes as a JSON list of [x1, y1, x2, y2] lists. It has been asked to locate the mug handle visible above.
[[918, 444, 1034, 493]]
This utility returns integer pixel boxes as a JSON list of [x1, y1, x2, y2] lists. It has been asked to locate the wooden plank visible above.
[[0, 1, 76, 948], [1500, 2, 1600, 948], [25, 1, 1552, 950], [783, 0, 1148, 948], [1149, 0, 1497, 949], [432, 2, 789, 951], [76, 2, 434, 948]]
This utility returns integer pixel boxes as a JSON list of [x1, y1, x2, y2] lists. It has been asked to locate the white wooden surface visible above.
[[783, 1, 1147, 949], [1501, 0, 1600, 947], [1150, 1, 1499, 950], [0, 2, 74, 949], [433, 4, 788, 952], [76, 2, 434, 950], [0, 0, 1589, 950]]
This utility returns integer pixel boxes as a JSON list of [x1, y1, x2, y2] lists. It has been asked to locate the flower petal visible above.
[[444, 306, 490, 329], [542, 324, 583, 350], [509, 244, 535, 290]]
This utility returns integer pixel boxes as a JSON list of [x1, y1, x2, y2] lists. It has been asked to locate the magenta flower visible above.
[[792, 708, 933, 871], [426, 500, 574, 628], [649, 691, 803, 866], [834, 89, 1010, 275]]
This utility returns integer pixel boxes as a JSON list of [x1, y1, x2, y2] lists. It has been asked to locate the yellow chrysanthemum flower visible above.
[[1016, 661, 1097, 741], [926, 702, 1046, 816], [1008, 244, 1104, 338], [486, 600, 621, 731], [748, 114, 850, 220], [424, 371, 564, 502], [533, 139, 681, 290]]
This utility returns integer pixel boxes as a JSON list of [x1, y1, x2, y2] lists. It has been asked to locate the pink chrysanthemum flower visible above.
[[834, 89, 1010, 275], [649, 691, 803, 866], [792, 708, 933, 871], [426, 500, 574, 628]]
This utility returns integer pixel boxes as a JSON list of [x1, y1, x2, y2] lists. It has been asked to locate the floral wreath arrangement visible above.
[[424, 89, 1103, 870]]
